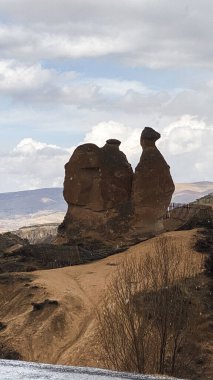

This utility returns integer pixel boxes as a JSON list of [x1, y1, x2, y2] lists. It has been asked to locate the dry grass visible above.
[[95, 236, 204, 377]]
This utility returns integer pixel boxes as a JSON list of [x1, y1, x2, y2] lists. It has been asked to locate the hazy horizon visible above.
[[1, 181, 213, 195]]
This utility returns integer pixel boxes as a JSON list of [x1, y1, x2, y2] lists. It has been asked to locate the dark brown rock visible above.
[[0, 232, 28, 253], [63, 143, 103, 210], [60, 140, 133, 243], [63, 140, 133, 212], [141, 126, 161, 142], [132, 127, 175, 233], [100, 139, 133, 210], [59, 128, 175, 246]]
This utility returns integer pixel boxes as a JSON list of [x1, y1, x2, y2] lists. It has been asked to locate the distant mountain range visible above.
[[173, 181, 213, 203], [0, 188, 66, 218], [194, 191, 213, 205], [0, 182, 213, 232], [0, 188, 66, 232]]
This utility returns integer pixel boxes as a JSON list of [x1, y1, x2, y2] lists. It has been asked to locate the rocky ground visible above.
[[0, 231, 128, 273]]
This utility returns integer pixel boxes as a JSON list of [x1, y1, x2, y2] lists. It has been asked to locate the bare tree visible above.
[[95, 237, 202, 376], [96, 257, 151, 372]]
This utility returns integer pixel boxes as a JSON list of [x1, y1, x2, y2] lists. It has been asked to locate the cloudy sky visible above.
[[0, 0, 212, 192]]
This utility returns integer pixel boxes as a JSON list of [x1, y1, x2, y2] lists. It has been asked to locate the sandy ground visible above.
[[0, 229, 203, 371]]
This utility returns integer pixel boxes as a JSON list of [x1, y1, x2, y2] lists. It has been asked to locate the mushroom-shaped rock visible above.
[[132, 127, 175, 233]]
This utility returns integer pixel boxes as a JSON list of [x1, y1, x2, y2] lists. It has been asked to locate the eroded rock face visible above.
[[64, 140, 133, 212], [59, 128, 175, 245], [63, 143, 103, 211], [100, 139, 133, 210], [132, 127, 175, 234], [60, 140, 133, 243]]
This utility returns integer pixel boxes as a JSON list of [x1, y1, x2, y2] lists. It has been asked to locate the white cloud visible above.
[[84, 121, 141, 165], [0, 59, 212, 188], [83, 117, 213, 184], [96, 79, 148, 97], [0, 115, 213, 192], [0, 59, 163, 113], [0, 59, 77, 100], [0, 138, 74, 192], [2, 59, 213, 128], [159, 116, 213, 182], [14, 138, 67, 155], [0, 23, 128, 61], [161, 116, 207, 154], [0, 126, 141, 193], [0, 1, 212, 190], [0, 1, 213, 68], [1, 60, 213, 127], [85, 118, 213, 184], [0, 60, 51, 93]]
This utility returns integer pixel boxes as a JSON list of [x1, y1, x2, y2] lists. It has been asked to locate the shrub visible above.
[[95, 237, 202, 376]]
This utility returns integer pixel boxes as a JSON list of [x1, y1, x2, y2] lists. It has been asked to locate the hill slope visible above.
[[0, 188, 66, 218], [173, 182, 213, 203], [194, 192, 213, 206], [0, 230, 210, 373], [0, 188, 66, 233]]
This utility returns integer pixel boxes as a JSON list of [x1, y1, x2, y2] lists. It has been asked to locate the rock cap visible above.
[[106, 139, 121, 146], [141, 127, 161, 142]]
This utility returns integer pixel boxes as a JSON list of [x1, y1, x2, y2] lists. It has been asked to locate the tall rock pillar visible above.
[[132, 127, 175, 235]]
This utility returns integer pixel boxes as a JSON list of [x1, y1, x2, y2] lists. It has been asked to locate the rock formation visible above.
[[59, 139, 133, 243], [63, 139, 133, 211], [131, 127, 175, 234], [58, 128, 175, 245]]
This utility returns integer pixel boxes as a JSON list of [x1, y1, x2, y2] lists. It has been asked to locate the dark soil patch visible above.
[[32, 299, 59, 312], [0, 322, 7, 331], [191, 229, 213, 379], [194, 228, 213, 277], [0, 342, 22, 360], [0, 238, 128, 273]]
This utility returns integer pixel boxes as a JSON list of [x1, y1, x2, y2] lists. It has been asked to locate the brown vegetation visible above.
[[95, 237, 203, 378], [195, 228, 213, 277]]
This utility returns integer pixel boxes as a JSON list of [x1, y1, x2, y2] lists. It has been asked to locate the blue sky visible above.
[[0, 0, 213, 192]]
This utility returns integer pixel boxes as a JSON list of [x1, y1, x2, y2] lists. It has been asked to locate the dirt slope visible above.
[[0, 229, 202, 369]]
